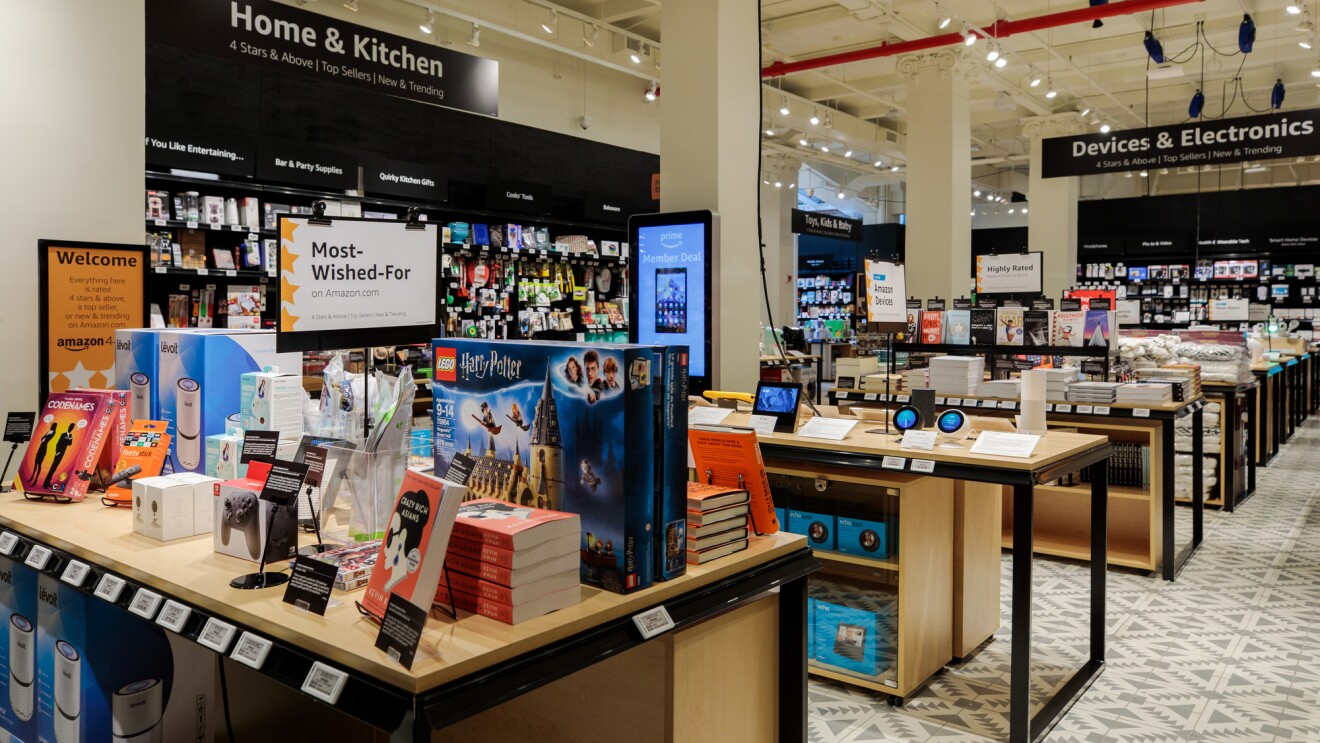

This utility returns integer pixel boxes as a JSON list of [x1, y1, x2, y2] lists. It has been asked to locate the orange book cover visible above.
[[687, 427, 779, 535], [362, 470, 466, 619]]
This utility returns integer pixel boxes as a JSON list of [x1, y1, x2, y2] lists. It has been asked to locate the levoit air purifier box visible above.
[[115, 329, 164, 425], [158, 330, 298, 474], [36, 573, 216, 743], [0, 555, 38, 743]]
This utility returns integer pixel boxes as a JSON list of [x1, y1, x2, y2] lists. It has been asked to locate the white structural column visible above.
[[759, 153, 802, 328], [660, 0, 761, 392], [1024, 114, 1085, 298], [897, 50, 975, 300]]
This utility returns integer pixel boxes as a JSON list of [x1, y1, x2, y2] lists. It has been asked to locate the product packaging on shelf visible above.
[[651, 345, 690, 582], [14, 392, 117, 502], [836, 515, 895, 559], [239, 368, 305, 439], [430, 339, 663, 593], [205, 427, 244, 481], [0, 554, 38, 743], [810, 596, 895, 678], [787, 509, 836, 550], [36, 573, 216, 743], [132, 472, 219, 541], [213, 461, 297, 563]]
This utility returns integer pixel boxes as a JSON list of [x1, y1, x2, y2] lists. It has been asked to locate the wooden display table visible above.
[[1253, 361, 1284, 465], [0, 495, 816, 742], [748, 416, 1111, 743], [1199, 381, 1257, 511]]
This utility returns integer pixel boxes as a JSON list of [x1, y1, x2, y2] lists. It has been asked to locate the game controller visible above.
[[220, 493, 261, 558]]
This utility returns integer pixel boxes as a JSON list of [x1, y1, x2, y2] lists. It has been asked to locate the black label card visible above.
[[1060, 299, 1083, 311], [282, 557, 338, 616], [926, 299, 946, 311], [303, 446, 328, 488], [952, 298, 974, 309], [1031, 299, 1056, 310], [260, 461, 310, 506], [905, 299, 922, 310], [976, 297, 1000, 308], [3, 413, 36, 443], [241, 430, 280, 464], [442, 453, 477, 486], [375, 593, 428, 669], [1090, 299, 1113, 310]]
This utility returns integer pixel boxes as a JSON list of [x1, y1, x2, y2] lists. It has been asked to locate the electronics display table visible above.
[[1201, 381, 1258, 511], [0, 495, 817, 742], [828, 390, 1203, 580], [756, 424, 1112, 743], [1252, 362, 1284, 465]]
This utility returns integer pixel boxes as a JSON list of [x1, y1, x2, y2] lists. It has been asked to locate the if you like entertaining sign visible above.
[[1042, 108, 1320, 177]]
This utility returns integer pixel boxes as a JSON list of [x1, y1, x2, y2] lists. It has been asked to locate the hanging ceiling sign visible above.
[[145, 0, 499, 116], [1042, 108, 1320, 178], [792, 209, 862, 242]]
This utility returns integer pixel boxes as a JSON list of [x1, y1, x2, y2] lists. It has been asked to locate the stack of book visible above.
[[927, 356, 986, 397], [860, 373, 904, 392], [1080, 441, 1151, 488], [437, 498, 582, 624], [686, 482, 751, 564], [1116, 382, 1175, 406], [978, 380, 1021, 399], [1135, 365, 1202, 401], [1044, 368, 1079, 400], [835, 356, 880, 390], [308, 541, 381, 591], [899, 368, 930, 391], [1066, 381, 1123, 404]]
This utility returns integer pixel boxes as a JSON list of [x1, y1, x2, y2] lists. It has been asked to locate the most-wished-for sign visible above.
[[1042, 108, 1320, 178]]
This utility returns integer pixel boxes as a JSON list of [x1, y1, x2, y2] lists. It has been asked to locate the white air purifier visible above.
[[8, 614, 33, 722], [130, 373, 151, 424], [176, 378, 201, 471], [54, 640, 80, 743], [111, 678, 163, 743]]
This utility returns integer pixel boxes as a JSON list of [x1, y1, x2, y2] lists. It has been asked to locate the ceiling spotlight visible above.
[[1140, 170, 1149, 177], [644, 81, 659, 102], [1008, 208, 1016, 214], [974, 189, 982, 196], [807, 188, 815, 197], [342, 0, 358, 10], [541, 9, 558, 35], [987, 47, 1000, 62], [939, 15, 952, 29], [971, 210, 976, 216], [844, 150, 853, 157], [1021, 207, 1028, 214], [1312, 66, 1320, 77], [765, 126, 775, 136], [1273, 78, 1286, 109], [1029, 68, 1042, 87], [1045, 81, 1057, 99], [1143, 31, 1166, 63], [1080, 105, 1092, 116], [1100, 122, 1111, 132], [788, 183, 795, 189], [994, 56, 1007, 68], [1125, 171, 1134, 178], [820, 143, 830, 152], [809, 109, 821, 125], [874, 160, 884, 167], [1287, 3, 1303, 14], [584, 24, 598, 47], [468, 23, 481, 46], [774, 182, 782, 188], [1301, 39, 1313, 49], [800, 137, 810, 146], [1159, 167, 1169, 174], [630, 44, 643, 64], [779, 97, 791, 116], [964, 30, 977, 46], [1297, 19, 1314, 33], [419, 9, 434, 34], [837, 192, 846, 199], [891, 165, 900, 171]]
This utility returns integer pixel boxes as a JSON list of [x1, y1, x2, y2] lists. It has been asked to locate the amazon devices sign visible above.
[[1042, 108, 1320, 178]]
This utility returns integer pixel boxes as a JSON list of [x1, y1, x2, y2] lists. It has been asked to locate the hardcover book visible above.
[[969, 309, 997, 346], [920, 311, 944, 344], [16, 392, 115, 501], [450, 497, 580, 551], [688, 427, 779, 535], [686, 482, 749, 512], [1023, 310, 1052, 347], [361, 470, 466, 619], [996, 308, 1025, 346], [1052, 311, 1086, 347], [944, 310, 971, 345], [1083, 310, 1113, 348]]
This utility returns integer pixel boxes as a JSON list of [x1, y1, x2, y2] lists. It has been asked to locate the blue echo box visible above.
[[788, 509, 835, 550], [837, 515, 892, 559], [811, 600, 880, 676]]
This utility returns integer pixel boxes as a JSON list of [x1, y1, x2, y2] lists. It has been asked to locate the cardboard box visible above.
[[132, 476, 195, 541], [240, 369, 304, 438], [787, 509, 835, 551], [0, 555, 39, 742], [167, 472, 221, 535], [36, 573, 217, 742], [836, 515, 893, 559], [214, 470, 297, 562]]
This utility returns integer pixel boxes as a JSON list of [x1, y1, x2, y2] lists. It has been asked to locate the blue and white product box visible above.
[[431, 339, 657, 593], [36, 573, 216, 743], [788, 509, 835, 551], [811, 600, 881, 676], [651, 345, 690, 582], [239, 368, 305, 438], [775, 508, 787, 531], [114, 328, 168, 424], [0, 555, 39, 743], [158, 330, 298, 473], [836, 515, 892, 559], [205, 428, 244, 481]]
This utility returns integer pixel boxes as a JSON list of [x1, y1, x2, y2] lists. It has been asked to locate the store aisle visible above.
[[809, 418, 1320, 743]]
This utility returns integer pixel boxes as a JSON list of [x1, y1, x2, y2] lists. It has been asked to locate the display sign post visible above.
[[975, 252, 1044, 294], [276, 215, 439, 352], [38, 241, 148, 403]]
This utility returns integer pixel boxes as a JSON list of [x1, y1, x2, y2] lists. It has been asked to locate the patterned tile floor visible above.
[[809, 417, 1320, 742]]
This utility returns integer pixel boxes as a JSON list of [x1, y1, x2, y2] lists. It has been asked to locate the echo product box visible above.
[[240, 369, 304, 438], [811, 600, 883, 676], [788, 509, 836, 551], [158, 329, 298, 474], [0, 554, 38, 743], [36, 573, 217, 743], [166, 472, 221, 536], [205, 429, 243, 481], [115, 328, 165, 423], [775, 508, 787, 531], [214, 471, 297, 563], [431, 339, 658, 593], [837, 515, 893, 559], [132, 476, 196, 541]]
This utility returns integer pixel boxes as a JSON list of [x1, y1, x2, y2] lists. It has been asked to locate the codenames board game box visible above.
[[431, 339, 664, 593]]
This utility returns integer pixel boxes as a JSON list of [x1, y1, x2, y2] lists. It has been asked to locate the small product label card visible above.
[[910, 459, 936, 473], [1134, 408, 1151, 417], [94, 573, 127, 603], [688, 407, 733, 426], [240, 430, 280, 464], [747, 415, 778, 437], [198, 618, 238, 653], [632, 605, 676, 639], [881, 456, 907, 470], [899, 430, 937, 451], [259, 460, 309, 507], [155, 599, 192, 633], [61, 560, 90, 588], [796, 417, 858, 441], [374, 593, 428, 670], [231, 632, 273, 671], [1056, 404, 1073, 413], [0, 533, 20, 556], [24, 545, 51, 571], [969, 431, 1041, 458], [3, 412, 35, 443], [301, 662, 348, 705], [282, 557, 338, 616], [129, 588, 164, 620]]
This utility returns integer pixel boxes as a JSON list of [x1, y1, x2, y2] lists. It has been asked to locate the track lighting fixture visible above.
[[820, 143, 829, 152], [1239, 14, 1256, 53], [994, 56, 1007, 68], [1301, 39, 1312, 50], [541, 9, 558, 35], [765, 126, 775, 136], [937, 2, 952, 30], [630, 43, 644, 64], [584, 24, 598, 47], [1273, 78, 1286, 109], [807, 188, 815, 197], [973, 190, 981, 196], [1189, 89, 1204, 118], [1125, 172, 1134, 178], [644, 81, 659, 102], [774, 182, 782, 188], [837, 192, 846, 200], [844, 150, 853, 158], [419, 9, 434, 34], [342, 0, 358, 11], [1140, 170, 1149, 177], [1021, 207, 1028, 214], [1298, 19, 1314, 33], [987, 46, 1000, 62], [467, 23, 481, 46], [1100, 123, 1111, 133], [964, 30, 977, 46], [780, 98, 791, 116], [800, 137, 810, 146], [1287, 3, 1303, 15], [874, 160, 884, 167], [1080, 105, 1092, 116], [1143, 31, 1165, 63], [891, 165, 900, 172], [1045, 79, 1057, 99], [809, 109, 821, 126]]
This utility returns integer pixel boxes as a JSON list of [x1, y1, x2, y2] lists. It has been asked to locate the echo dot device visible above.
[[936, 409, 970, 438], [112, 678, 164, 743], [8, 614, 33, 722], [892, 405, 922, 432]]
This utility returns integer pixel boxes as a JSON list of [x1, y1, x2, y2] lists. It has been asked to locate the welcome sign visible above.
[[1042, 108, 1320, 177]]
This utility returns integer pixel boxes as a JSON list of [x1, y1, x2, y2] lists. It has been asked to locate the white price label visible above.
[[196, 268, 209, 276], [1056, 404, 1073, 413], [947, 398, 962, 406], [155, 600, 192, 633], [232, 224, 246, 231], [863, 393, 877, 401], [881, 456, 907, 470], [129, 589, 164, 620], [1000, 400, 1017, 409], [198, 618, 237, 653], [1045, 403, 1054, 412], [896, 395, 910, 403], [301, 662, 348, 705], [0, 533, 19, 556], [935, 397, 946, 405], [632, 605, 676, 639], [910, 459, 936, 473], [980, 399, 996, 408], [94, 574, 126, 603], [1076, 405, 1095, 414], [61, 560, 90, 587], [1133, 408, 1151, 417], [153, 218, 167, 226], [209, 223, 221, 231], [186, 221, 199, 229], [224, 269, 237, 277], [154, 266, 166, 274], [230, 632, 273, 670], [1094, 406, 1111, 415], [24, 545, 51, 571]]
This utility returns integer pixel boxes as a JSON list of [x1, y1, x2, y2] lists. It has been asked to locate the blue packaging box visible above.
[[114, 328, 166, 424], [837, 515, 893, 559], [0, 555, 38, 743], [787, 509, 835, 550], [431, 339, 658, 593], [811, 600, 881, 676], [651, 346, 689, 582]]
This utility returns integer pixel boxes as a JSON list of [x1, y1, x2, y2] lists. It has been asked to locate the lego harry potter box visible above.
[[432, 339, 657, 593]]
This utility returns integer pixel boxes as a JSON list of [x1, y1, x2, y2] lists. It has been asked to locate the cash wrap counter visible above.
[[0, 494, 817, 742]]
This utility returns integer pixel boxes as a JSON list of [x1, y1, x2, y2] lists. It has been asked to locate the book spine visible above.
[[654, 346, 689, 582], [443, 552, 516, 585], [621, 348, 656, 592], [446, 535, 516, 569], [476, 596, 515, 624], [748, 436, 780, 534], [449, 520, 515, 550], [434, 583, 479, 613]]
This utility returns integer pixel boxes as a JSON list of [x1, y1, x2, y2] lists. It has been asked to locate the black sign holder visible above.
[[0, 444, 16, 494], [230, 504, 292, 590]]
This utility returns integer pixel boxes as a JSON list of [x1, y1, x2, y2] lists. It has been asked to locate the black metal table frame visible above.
[[761, 439, 1113, 743], [1205, 383, 1258, 511], [1254, 367, 1284, 465]]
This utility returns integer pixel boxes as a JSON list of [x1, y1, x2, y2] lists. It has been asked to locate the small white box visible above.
[[202, 195, 225, 225], [240, 370, 305, 438], [206, 430, 244, 481], [241, 197, 260, 229], [132, 477, 195, 541], [167, 472, 221, 535]]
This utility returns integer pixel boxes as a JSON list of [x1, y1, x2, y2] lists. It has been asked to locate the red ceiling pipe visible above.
[[761, 0, 1205, 78]]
